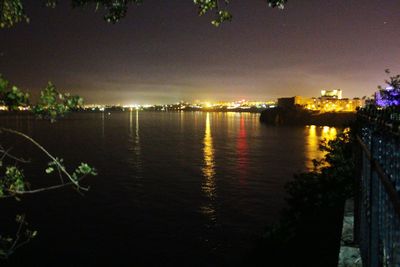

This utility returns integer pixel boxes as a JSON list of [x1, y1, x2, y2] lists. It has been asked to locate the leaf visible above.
[[45, 167, 54, 174], [31, 230, 37, 238]]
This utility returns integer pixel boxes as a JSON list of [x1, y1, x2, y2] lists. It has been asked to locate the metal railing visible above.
[[357, 112, 400, 267]]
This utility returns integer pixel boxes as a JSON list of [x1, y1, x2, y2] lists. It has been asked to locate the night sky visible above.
[[0, 0, 399, 104]]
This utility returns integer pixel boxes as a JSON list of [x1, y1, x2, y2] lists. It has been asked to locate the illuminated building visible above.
[[303, 97, 364, 112], [320, 89, 342, 99], [278, 90, 364, 112]]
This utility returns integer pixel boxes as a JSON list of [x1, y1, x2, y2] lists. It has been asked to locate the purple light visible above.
[[375, 88, 400, 107]]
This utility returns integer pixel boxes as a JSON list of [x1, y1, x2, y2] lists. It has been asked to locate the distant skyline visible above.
[[0, 0, 399, 104]]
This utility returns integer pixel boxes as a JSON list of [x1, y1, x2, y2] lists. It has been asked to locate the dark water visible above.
[[0, 112, 337, 266]]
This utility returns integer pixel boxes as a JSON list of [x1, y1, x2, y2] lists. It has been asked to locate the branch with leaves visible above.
[[0, 75, 96, 199], [0, 127, 97, 199], [0, 74, 96, 259], [1, 0, 287, 28], [0, 74, 84, 121], [377, 69, 400, 107], [0, 214, 37, 260]]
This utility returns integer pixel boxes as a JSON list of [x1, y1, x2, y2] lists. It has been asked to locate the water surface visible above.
[[0, 112, 336, 266]]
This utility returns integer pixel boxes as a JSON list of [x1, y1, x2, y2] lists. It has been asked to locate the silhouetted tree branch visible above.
[[1, 0, 287, 28]]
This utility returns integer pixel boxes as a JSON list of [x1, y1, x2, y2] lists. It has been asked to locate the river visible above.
[[0, 111, 337, 266]]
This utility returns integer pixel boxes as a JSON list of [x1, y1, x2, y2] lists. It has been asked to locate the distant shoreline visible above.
[[0, 108, 266, 114], [259, 107, 356, 127], [0, 109, 358, 128]]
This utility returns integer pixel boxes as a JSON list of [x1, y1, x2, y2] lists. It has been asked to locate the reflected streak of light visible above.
[[305, 125, 338, 170], [202, 113, 216, 199], [305, 125, 319, 170], [180, 111, 184, 133], [237, 115, 248, 184], [322, 126, 337, 142], [101, 111, 105, 140], [227, 112, 236, 135], [136, 110, 140, 142], [129, 110, 142, 177], [201, 113, 217, 223], [129, 109, 133, 133]]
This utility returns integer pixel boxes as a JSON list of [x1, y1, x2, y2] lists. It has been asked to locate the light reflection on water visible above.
[[129, 110, 142, 178], [0, 112, 347, 266], [305, 125, 338, 170], [201, 113, 217, 222], [101, 111, 105, 139], [202, 113, 216, 185], [237, 115, 249, 184]]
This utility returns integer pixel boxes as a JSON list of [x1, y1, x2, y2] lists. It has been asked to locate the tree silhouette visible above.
[[1, 0, 286, 28]]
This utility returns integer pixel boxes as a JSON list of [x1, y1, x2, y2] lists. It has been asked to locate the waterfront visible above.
[[1, 112, 337, 266]]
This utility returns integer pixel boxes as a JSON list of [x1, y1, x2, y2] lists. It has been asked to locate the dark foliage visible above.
[[376, 70, 400, 107], [1, 0, 287, 28], [243, 129, 355, 267]]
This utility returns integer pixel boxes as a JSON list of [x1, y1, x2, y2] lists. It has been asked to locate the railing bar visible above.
[[357, 135, 372, 160], [357, 135, 400, 220], [372, 159, 400, 220]]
